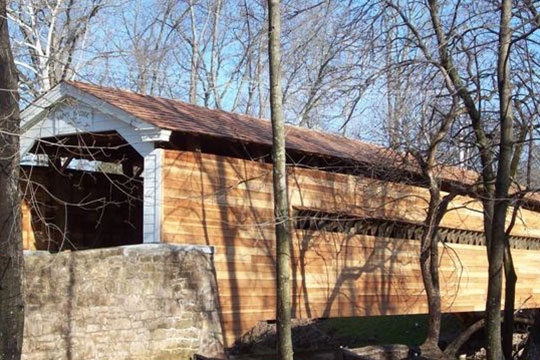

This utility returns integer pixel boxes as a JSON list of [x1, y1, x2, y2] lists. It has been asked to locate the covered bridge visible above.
[[20, 81, 540, 347]]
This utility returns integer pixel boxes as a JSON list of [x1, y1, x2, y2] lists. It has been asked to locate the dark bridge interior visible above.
[[21, 131, 143, 251]]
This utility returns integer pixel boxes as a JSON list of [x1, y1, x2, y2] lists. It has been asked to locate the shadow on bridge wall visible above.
[[160, 150, 472, 347]]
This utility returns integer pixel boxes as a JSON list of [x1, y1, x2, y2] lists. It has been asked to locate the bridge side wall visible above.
[[161, 149, 540, 346]]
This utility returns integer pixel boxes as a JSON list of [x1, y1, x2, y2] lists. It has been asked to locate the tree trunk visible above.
[[0, 0, 24, 358], [210, 0, 222, 109], [486, 1, 514, 359], [485, 235, 505, 360], [267, 1, 293, 359], [502, 238, 517, 359], [188, 0, 199, 104], [502, 124, 528, 360], [419, 184, 454, 359], [419, 189, 443, 355], [414, 102, 457, 359]]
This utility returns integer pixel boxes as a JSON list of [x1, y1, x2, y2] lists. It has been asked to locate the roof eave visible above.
[[21, 82, 172, 145]]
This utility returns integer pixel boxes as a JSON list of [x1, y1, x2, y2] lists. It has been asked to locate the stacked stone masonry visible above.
[[22, 244, 224, 360]]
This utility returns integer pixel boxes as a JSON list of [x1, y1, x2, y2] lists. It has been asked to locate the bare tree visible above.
[[7, 0, 107, 97], [104, 0, 187, 96], [11, 1, 540, 356], [486, 2, 514, 358], [86, 0, 378, 133], [415, 103, 459, 358], [0, 0, 24, 358], [267, 0, 293, 358], [425, 1, 536, 357], [378, 37, 463, 357], [346, 2, 540, 358]]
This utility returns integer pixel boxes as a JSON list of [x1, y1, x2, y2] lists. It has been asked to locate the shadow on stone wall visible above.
[[22, 244, 224, 360]]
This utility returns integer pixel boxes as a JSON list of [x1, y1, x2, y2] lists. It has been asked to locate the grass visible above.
[[319, 313, 464, 347]]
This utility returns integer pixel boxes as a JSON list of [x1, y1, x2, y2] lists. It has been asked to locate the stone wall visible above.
[[22, 244, 224, 360]]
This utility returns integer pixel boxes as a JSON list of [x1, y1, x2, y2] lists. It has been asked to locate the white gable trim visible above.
[[20, 82, 172, 157], [20, 84, 69, 128], [21, 83, 170, 245], [20, 101, 154, 157], [22, 82, 145, 130]]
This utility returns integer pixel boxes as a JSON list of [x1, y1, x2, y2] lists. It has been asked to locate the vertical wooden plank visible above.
[[21, 200, 35, 251]]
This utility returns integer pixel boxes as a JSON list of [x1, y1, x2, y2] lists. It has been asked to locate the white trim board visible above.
[[20, 82, 171, 157], [143, 148, 164, 243]]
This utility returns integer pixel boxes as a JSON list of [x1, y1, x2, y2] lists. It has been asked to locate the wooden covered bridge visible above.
[[20, 81, 540, 347]]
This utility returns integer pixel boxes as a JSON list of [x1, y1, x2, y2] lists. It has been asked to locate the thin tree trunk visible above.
[[420, 187, 441, 348], [502, 110, 529, 360], [502, 239, 517, 359], [0, 0, 24, 358], [419, 184, 454, 359], [419, 188, 444, 357], [486, 1, 514, 359], [210, 0, 222, 109], [257, 36, 265, 118], [415, 96, 457, 359], [188, 0, 199, 104], [267, 0, 293, 359]]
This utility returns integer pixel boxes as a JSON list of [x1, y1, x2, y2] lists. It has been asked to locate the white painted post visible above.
[[143, 148, 164, 243]]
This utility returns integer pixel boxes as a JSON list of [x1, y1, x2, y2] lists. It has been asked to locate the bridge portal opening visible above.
[[21, 131, 143, 251]]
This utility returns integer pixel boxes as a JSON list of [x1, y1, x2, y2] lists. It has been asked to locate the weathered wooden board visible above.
[[161, 150, 540, 346]]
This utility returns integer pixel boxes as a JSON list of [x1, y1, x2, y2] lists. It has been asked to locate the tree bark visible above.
[[267, 1, 293, 359], [188, 0, 200, 104], [414, 94, 457, 359], [0, 0, 24, 358], [486, 1, 514, 359], [419, 188, 444, 357], [502, 241, 517, 360], [501, 113, 529, 360], [502, 205, 521, 360], [419, 184, 454, 360], [210, 0, 222, 109]]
